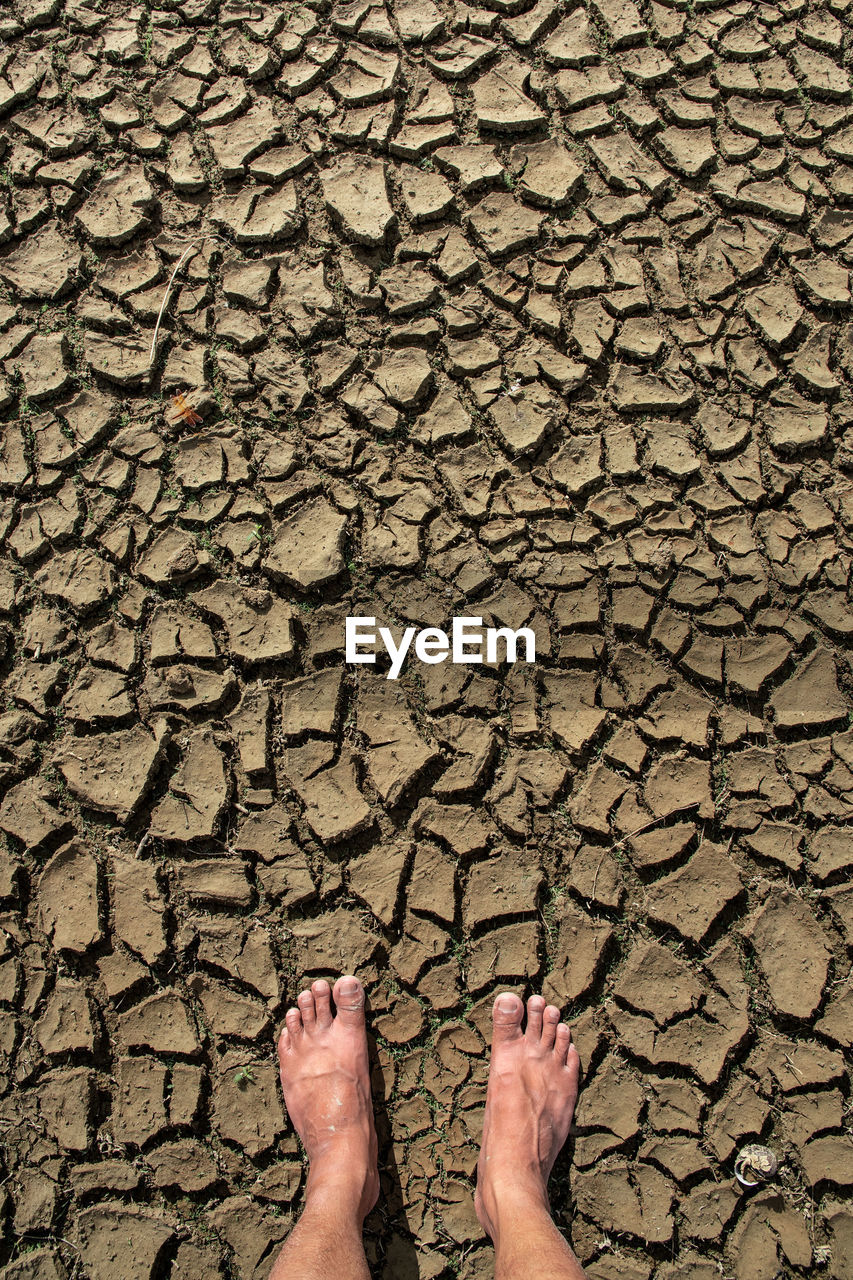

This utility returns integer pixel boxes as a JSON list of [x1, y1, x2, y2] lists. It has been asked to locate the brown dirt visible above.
[[1, 0, 853, 1277]]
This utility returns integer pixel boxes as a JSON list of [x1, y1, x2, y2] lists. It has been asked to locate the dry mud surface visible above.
[[1, 0, 853, 1276]]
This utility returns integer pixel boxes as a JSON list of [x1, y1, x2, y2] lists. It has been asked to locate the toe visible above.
[[555, 1022, 572, 1064], [298, 988, 317, 1031], [566, 1041, 580, 1082], [542, 1005, 561, 1049], [491, 991, 524, 1045], [313, 978, 333, 1029], [525, 994, 545, 1042], [332, 975, 366, 1028], [283, 1007, 302, 1048], [277, 1026, 291, 1056]]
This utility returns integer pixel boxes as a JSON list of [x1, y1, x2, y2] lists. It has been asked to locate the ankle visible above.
[[305, 1156, 378, 1223], [476, 1171, 551, 1243]]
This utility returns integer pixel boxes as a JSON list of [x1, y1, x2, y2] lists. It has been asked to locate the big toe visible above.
[[333, 975, 366, 1028], [491, 991, 524, 1045]]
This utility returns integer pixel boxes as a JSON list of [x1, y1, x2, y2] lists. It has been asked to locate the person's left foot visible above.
[[277, 975, 379, 1221]]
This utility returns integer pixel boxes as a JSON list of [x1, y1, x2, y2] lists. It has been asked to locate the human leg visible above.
[[475, 992, 588, 1280], [270, 975, 378, 1280]]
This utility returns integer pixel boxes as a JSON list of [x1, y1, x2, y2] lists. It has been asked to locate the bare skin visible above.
[[271, 978, 586, 1280], [270, 976, 378, 1280], [475, 992, 587, 1279]]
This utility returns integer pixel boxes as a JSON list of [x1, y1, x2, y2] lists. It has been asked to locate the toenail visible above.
[[338, 977, 359, 996], [496, 994, 517, 1012]]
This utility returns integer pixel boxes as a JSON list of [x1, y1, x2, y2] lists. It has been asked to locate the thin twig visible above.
[[590, 850, 607, 902], [148, 243, 197, 365], [611, 805, 700, 854]]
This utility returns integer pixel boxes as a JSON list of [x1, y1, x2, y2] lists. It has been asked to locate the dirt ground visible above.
[[1, 0, 853, 1275]]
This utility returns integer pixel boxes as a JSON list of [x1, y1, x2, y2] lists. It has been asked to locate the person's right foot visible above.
[[475, 992, 580, 1245]]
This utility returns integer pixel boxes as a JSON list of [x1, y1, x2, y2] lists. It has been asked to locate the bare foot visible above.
[[475, 992, 580, 1246], [277, 975, 379, 1221]]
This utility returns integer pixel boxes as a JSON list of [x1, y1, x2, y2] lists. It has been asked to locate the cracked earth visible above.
[[1, 0, 853, 1276]]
